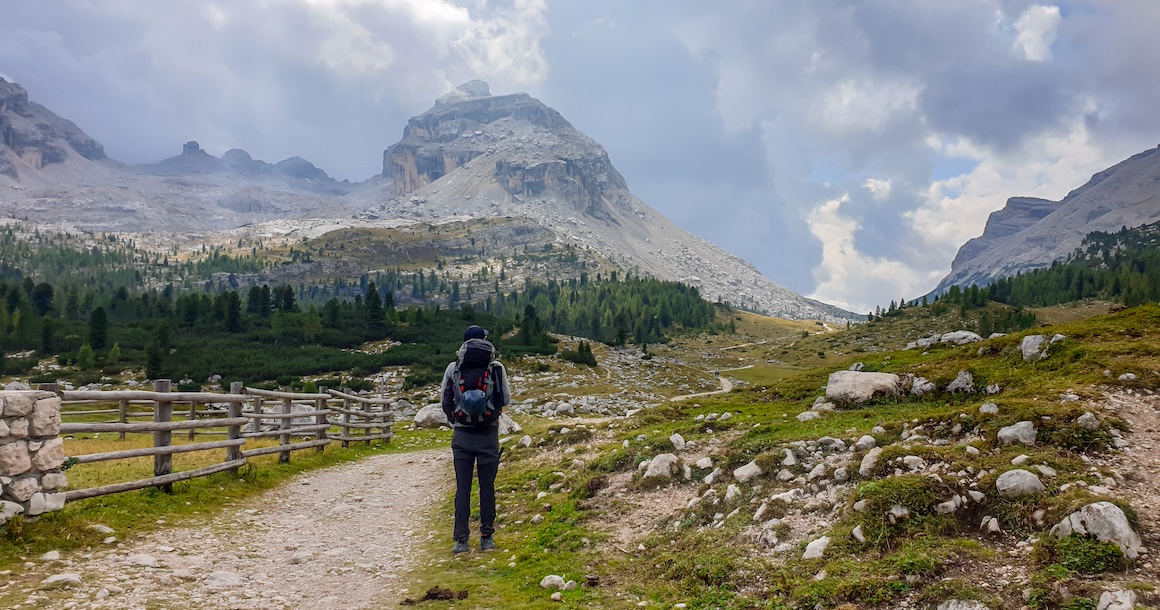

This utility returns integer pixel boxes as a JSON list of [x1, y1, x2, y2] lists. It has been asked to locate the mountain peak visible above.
[[436, 80, 492, 106], [0, 76, 106, 178]]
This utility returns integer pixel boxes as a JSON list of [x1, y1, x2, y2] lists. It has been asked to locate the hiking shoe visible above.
[[480, 536, 496, 551], [452, 541, 470, 554]]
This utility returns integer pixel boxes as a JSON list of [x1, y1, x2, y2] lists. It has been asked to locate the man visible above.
[[441, 324, 511, 553]]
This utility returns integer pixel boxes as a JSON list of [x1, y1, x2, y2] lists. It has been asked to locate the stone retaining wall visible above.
[[1, 390, 67, 525]]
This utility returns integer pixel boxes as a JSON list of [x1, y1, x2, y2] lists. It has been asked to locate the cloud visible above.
[[1014, 5, 1061, 62]]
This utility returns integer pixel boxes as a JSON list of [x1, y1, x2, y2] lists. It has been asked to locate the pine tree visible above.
[[88, 307, 109, 350]]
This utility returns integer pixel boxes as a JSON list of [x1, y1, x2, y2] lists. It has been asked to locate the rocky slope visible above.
[[936, 145, 1160, 293], [359, 81, 855, 321]]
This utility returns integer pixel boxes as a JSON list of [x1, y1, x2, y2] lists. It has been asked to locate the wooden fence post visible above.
[[315, 387, 329, 453], [118, 399, 128, 441], [227, 382, 244, 464], [279, 397, 292, 463], [153, 379, 173, 493], [188, 401, 198, 441], [341, 394, 351, 449]]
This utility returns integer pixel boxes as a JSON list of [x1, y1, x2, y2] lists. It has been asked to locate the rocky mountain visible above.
[[359, 81, 855, 321], [0, 76, 856, 321], [0, 77, 360, 230], [935, 145, 1160, 293]]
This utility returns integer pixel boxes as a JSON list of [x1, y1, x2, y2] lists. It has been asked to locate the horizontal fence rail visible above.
[[44, 379, 395, 502]]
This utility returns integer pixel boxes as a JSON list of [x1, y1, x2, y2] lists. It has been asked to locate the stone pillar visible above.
[[1, 390, 67, 525]]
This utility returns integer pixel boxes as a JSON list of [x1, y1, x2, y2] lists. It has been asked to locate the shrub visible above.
[[1039, 535, 1127, 575]]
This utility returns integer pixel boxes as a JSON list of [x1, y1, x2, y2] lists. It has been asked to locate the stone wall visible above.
[[1, 390, 67, 525]]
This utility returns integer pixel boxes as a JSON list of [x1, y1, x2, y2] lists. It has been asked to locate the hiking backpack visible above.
[[451, 338, 501, 426]]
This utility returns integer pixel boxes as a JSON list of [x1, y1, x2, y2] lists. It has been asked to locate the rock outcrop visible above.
[[0, 77, 105, 175], [935, 145, 1160, 293], [1050, 501, 1142, 560], [825, 371, 900, 406]]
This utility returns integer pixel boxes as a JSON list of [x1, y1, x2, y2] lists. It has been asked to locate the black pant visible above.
[[452, 426, 500, 542]]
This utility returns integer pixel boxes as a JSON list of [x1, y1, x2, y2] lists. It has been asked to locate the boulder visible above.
[[854, 435, 876, 451], [796, 411, 822, 422], [669, 433, 686, 451], [979, 402, 999, 415], [1050, 502, 1142, 560], [1021, 335, 1047, 361], [642, 453, 680, 481], [996, 469, 1045, 498], [1097, 590, 1136, 610], [517, 435, 533, 448], [825, 371, 901, 406], [39, 573, 82, 589], [540, 575, 567, 589], [733, 460, 763, 483], [998, 421, 1037, 446], [945, 370, 975, 393], [413, 404, 449, 428], [940, 331, 984, 345]]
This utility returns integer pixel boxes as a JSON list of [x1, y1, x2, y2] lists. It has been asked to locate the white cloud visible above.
[[864, 178, 893, 201], [807, 196, 939, 313], [813, 78, 921, 134], [1014, 5, 1061, 62]]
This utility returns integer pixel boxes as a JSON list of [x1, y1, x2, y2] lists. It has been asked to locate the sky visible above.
[[3, 0, 1160, 314]]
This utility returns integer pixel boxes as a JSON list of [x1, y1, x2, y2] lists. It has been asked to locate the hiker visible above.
[[441, 324, 511, 553]]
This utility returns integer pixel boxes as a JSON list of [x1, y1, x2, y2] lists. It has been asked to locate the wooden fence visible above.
[[46, 380, 395, 502]]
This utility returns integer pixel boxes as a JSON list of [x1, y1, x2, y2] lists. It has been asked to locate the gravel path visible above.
[[14, 449, 450, 610], [1106, 391, 1160, 581]]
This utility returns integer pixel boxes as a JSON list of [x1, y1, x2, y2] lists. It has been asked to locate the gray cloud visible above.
[[3, 0, 1160, 311]]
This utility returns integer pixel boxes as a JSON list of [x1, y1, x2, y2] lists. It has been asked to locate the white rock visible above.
[[40, 573, 82, 589], [1051, 502, 1142, 560], [979, 402, 999, 415], [968, 490, 985, 503], [669, 433, 686, 451], [859, 447, 883, 478], [802, 536, 830, 560], [1021, 335, 1048, 361], [551, 592, 563, 602], [1076, 412, 1100, 430], [498, 413, 522, 435], [413, 404, 449, 428], [40, 550, 61, 561], [733, 460, 763, 483], [937, 601, 990, 610], [695, 457, 713, 469], [540, 575, 566, 590], [796, 411, 821, 422], [90, 524, 115, 534], [703, 467, 721, 485], [851, 525, 865, 543], [127, 554, 160, 568], [945, 370, 975, 393], [996, 469, 1045, 498], [782, 449, 797, 467], [965, 446, 981, 456], [833, 467, 849, 483], [643, 454, 680, 481], [1034, 464, 1057, 478], [1011, 454, 1030, 466], [807, 463, 826, 480], [1097, 590, 1137, 610], [518, 435, 533, 448], [1117, 373, 1137, 382], [825, 371, 901, 406], [940, 330, 984, 345], [902, 456, 926, 471], [725, 484, 740, 503], [998, 421, 1037, 446], [204, 571, 247, 589], [854, 435, 876, 451]]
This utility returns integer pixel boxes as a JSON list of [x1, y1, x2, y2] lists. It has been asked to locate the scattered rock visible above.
[[996, 469, 1046, 498], [979, 402, 999, 415], [854, 435, 876, 451], [498, 413, 522, 435], [204, 571, 247, 590], [733, 460, 763, 483], [796, 411, 821, 422], [413, 404, 449, 428], [851, 525, 865, 543], [937, 601, 991, 610], [825, 371, 901, 406], [910, 377, 936, 397], [998, 421, 1037, 446], [669, 433, 686, 451], [643, 454, 680, 481], [1076, 412, 1100, 430], [540, 575, 566, 590], [802, 536, 830, 560], [1021, 335, 1048, 361], [782, 449, 797, 467], [1011, 454, 1030, 466], [518, 435, 533, 448], [940, 330, 983, 345], [859, 447, 883, 478], [945, 370, 976, 393], [695, 457, 713, 469], [40, 573, 82, 589], [127, 553, 160, 568], [1051, 502, 1142, 560], [40, 550, 60, 561], [1117, 373, 1136, 382], [1097, 590, 1136, 610]]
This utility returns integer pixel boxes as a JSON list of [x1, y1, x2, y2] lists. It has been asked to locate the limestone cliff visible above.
[[366, 82, 857, 321], [935, 145, 1160, 293], [0, 77, 104, 177]]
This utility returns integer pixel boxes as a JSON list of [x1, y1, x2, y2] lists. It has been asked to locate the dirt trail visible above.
[[12, 450, 450, 610], [670, 375, 733, 402], [1105, 392, 1160, 581]]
